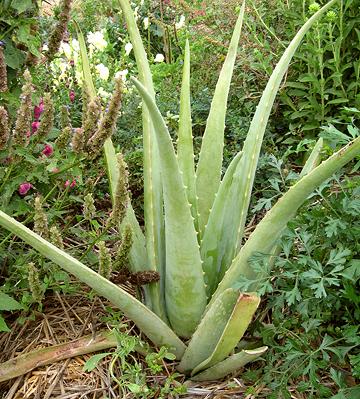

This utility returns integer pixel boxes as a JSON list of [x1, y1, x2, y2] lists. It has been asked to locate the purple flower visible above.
[[32, 121, 40, 134], [42, 144, 53, 157], [69, 90, 75, 103], [64, 179, 76, 188], [18, 182, 32, 196], [34, 99, 44, 121]]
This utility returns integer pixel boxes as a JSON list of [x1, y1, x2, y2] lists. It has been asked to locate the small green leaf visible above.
[[0, 315, 11, 332], [11, 0, 33, 13], [83, 352, 112, 372], [0, 292, 23, 311]]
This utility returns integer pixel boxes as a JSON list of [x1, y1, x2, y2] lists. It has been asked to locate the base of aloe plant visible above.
[[0, 330, 119, 383]]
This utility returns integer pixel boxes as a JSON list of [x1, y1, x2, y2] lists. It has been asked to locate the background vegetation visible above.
[[0, 0, 359, 398]]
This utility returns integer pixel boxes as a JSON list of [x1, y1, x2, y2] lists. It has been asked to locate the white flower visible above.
[[154, 53, 165, 63], [87, 31, 108, 51], [71, 39, 80, 53], [98, 87, 111, 99], [96, 63, 109, 81], [59, 42, 72, 59], [143, 17, 150, 30], [115, 69, 129, 81], [125, 42, 133, 56], [42, 43, 49, 51], [175, 15, 186, 30]]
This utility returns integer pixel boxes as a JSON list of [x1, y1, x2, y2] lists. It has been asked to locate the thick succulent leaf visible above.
[[300, 138, 324, 178], [223, 0, 338, 252], [132, 78, 207, 338], [177, 39, 198, 226], [200, 151, 243, 295], [191, 346, 268, 381], [195, 3, 245, 237], [117, 0, 166, 319], [191, 293, 260, 375], [210, 135, 360, 305], [74, 22, 96, 97], [76, 25, 166, 318], [177, 288, 239, 374], [104, 139, 167, 320], [0, 210, 186, 358]]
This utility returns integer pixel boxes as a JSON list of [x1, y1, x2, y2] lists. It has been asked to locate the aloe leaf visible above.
[[200, 151, 243, 295], [74, 21, 96, 97], [104, 139, 166, 319], [195, 3, 245, 237], [191, 293, 260, 375], [132, 78, 207, 338], [177, 288, 239, 374], [0, 210, 186, 358], [117, 0, 166, 319], [177, 39, 197, 226], [224, 0, 338, 252], [191, 346, 268, 381], [300, 138, 324, 178], [77, 18, 166, 320], [211, 135, 360, 305]]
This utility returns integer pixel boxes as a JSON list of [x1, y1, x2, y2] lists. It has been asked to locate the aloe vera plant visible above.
[[1, 0, 358, 382]]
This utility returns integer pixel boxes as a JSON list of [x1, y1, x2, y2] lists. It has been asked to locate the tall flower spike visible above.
[[60, 105, 71, 130], [50, 225, 64, 249], [83, 193, 96, 221], [46, 0, 73, 61], [34, 196, 49, 239], [83, 97, 101, 143], [0, 44, 8, 92], [27, 262, 43, 303], [86, 76, 122, 157], [0, 106, 10, 150], [12, 70, 33, 147], [35, 93, 54, 141], [55, 126, 72, 149], [98, 241, 112, 280], [71, 127, 85, 152], [110, 152, 129, 225], [114, 224, 133, 270]]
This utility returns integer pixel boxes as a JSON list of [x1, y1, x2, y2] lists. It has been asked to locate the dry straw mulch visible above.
[[0, 290, 267, 399]]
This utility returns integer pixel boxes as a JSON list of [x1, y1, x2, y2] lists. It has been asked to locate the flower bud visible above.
[[34, 196, 49, 239], [27, 262, 43, 303], [35, 93, 54, 141], [50, 225, 64, 249], [0, 44, 7, 92], [98, 241, 112, 279], [114, 224, 133, 270], [83, 193, 96, 221], [0, 106, 10, 150]]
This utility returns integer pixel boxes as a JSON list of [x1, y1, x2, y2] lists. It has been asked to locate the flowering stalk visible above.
[[86, 77, 122, 156], [55, 126, 72, 149], [50, 225, 64, 250], [0, 106, 9, 150], [60, 105, 71, 129], [110, 153, 129, 225], [12, 70, 33, 147], [27, 262, 43, 303], [83, 193, 96, 221], [34, 197, 49, 239], [98, 241, 112, 279], [35, 93, 54, 141], [46, 0, 73, 61], [71, 127, 85, 152], [82, 97, 101, 142], [114, 224, 133, 270], [0, 45, 7, 92]]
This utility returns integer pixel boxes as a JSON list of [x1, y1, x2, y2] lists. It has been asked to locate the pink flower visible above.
[[32, 121, 40, 134], [64, 179, 76, 188], [18, 182, 32, 196], [42, 144, 53, 157], [51, 167, 60, 173], [26, 131, 31, 138], [69, 90, 75, 103], [34, 99, 44, 121]]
